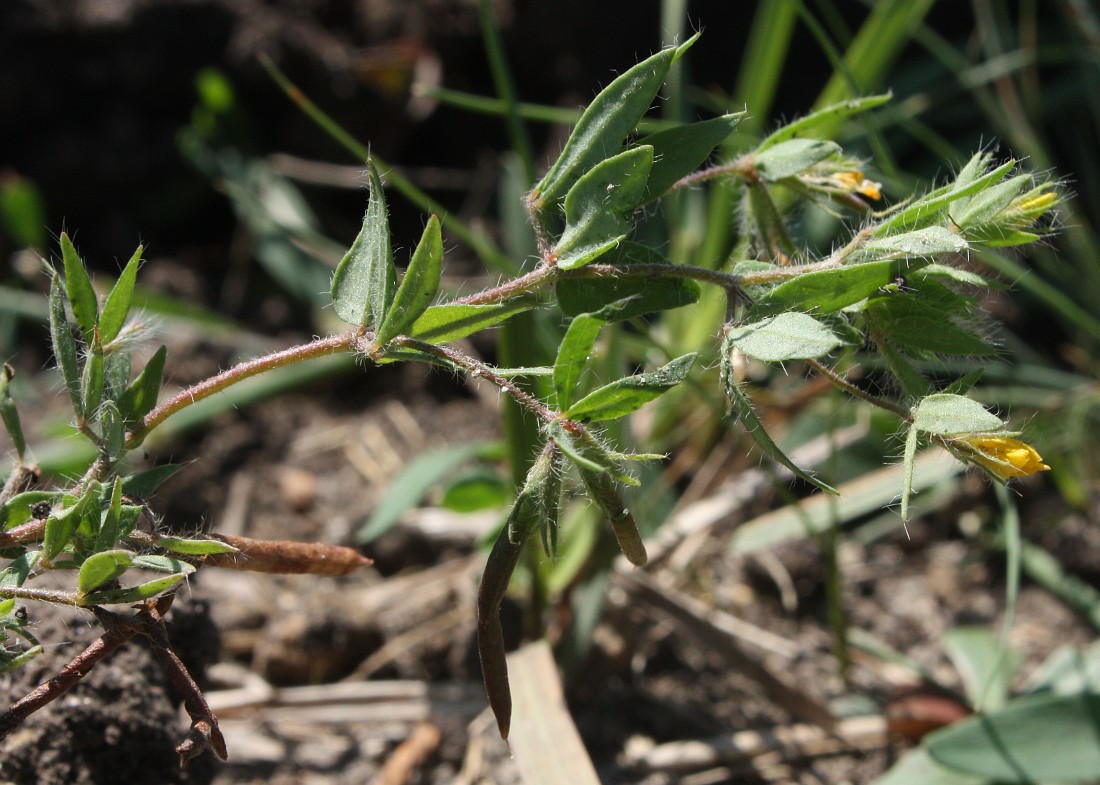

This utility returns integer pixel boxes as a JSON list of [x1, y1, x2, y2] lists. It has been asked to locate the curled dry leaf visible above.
[[884, 686, 971, 742]]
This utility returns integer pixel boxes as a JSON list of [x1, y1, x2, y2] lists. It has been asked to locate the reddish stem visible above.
[[129, 332, 359, 447]]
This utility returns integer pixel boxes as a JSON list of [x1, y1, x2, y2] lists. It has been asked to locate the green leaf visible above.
[[98, 245, 142, 343], [103, 350, 132, 403], [77, 549, 134, 594], [1025, 642, 1100, 696], [538, 452, 564, 558], [0, 642, 44, 675], [752, 138, 841, 180], [879, 340, 932, 398], [1, 492, 60, 530], [96, 477, 125, 551], [0, 645, 44, 675], [913, 393, 1004, 436], [926, 692, 1100, 783], [506, 445, 562, 551], [638, 112, 743, 202], [727, 313, 842, 361], [556, 242, 700, 318], [82, 573, 188, 605], [812, 0, 934, 109], [721, 343, 838, 495], [914, 263, 999, 289], [951, 174, 1030, 230], [60, 233, 98, 341], [732, 259, 779, 276], [751, 258, 930, 316], [120, 464, 182, 498], [553, 313, 605, 410], [566, 353, 697, 422], [407, 301, 533, 344], [195, 66, 235, 113], [874, 159, 1015, 235], [0, 364, 26, 459], [99, 401, 126, 459], [331, 159, 395, 327], [49, 274, 83, 418], [862, 226, 968, 257], [81, 349, 105, 416], [152, 536, 238, 556], [576, 465, 646, 566], [219, 161, 336, 307], [865, 297, 994, 357], [358, 441, 500, 543], [874, 748, 989, 785], [117, 345, 166, 427], [131, 555, 196, 573], [554, 146, 655, 270], [43, 485, 99, 561], [942, 626, 1016, 711], [954, 150, 996, 189], [530, 36, 696, 209], [965, 226, 1041, 248], [440, 470, 511, 513], [0, 173, 47, 249], [546, 419, 612, 474], [757, 94, 892, 151], [746, 183, 797, 258], [0, 551, 41, 590], [544, 419, 648, 485], [374, 215, 443, 346]]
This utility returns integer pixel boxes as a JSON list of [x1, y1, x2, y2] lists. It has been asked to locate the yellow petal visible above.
[[831, 170, 882, 200], [959, 436, 1050, 480]]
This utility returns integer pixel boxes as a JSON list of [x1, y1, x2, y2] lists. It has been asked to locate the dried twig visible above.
[[619, 571, 835, 729], [370, 721, 442, 785], [131, 599, 228, 765], [507, 640, 602, 785], [207, 677, 485, 722], [625, 715, 887, 774], [0, 596, 228, 767]]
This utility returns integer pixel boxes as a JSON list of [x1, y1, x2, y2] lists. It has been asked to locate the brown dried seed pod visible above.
[[201, 534, 372, 576]]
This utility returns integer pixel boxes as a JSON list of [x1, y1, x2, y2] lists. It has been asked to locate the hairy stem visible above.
[[665, 155, 754, 195], [129, 332, 359, 447], [0, 519, 46, 549], [392, 337, 559, 422], [0, 586, 82, 606], [737, 258, 842, 285], [450, 263, 558, 306], [567, 261, 743, 294], [805, 357, 911, 421]]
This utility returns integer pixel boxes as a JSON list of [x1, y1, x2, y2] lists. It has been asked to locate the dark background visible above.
[[0, 0, 1026, 269]]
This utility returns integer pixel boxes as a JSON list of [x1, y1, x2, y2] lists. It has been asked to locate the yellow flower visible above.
[[958, 435, 1051, 480], [832, 170, 882, 200], [1005, 189, 1059, 229]]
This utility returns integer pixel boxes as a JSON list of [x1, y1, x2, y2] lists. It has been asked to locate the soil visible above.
[[2, 3, 1098, 785]]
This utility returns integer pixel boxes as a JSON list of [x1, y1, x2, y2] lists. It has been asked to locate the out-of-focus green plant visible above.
[[876, 628, 1100, 784], [0, 30, 1061, 763]]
